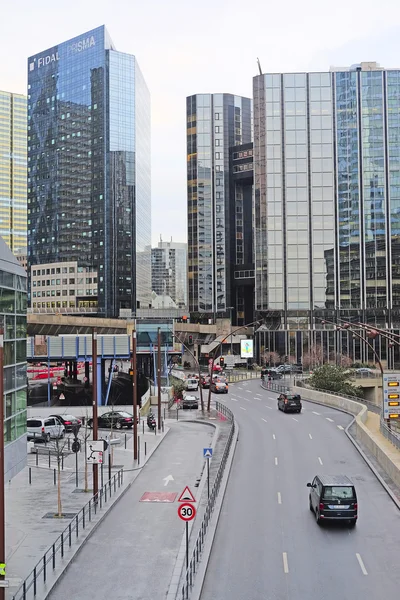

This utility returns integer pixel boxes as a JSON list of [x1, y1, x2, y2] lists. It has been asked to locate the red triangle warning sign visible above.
[[178, 486, 196, 503]]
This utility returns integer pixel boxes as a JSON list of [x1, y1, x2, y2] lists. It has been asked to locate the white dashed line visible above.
[[239, 407, 246, 411], [356, 553, 368, 575], [254, 397, 261, 401], [312, 411, 321, 415], [275, 457, 278, 466], [277, 492, 282, 504], [282, 552, 289, 573], [256, 393, 262, 397], [232, 398, 238, 402], [265, 405, 272, 410], [318, 457, 323, 465], [246, 390, 252, 394], [261, 418, 268, 423], [309, 433, 313, 439], [273, 434, 276, 440], [326, 417, 334, 422], [292, 417, 299, 422], [337, 425, 344, 430], [246, 398, 251, 402], [238, 387, 243, 390]]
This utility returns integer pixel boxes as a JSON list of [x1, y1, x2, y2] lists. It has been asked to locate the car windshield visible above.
[[118, 412, 132, 418], [62, 415, 76, 420], [323, 486, 355, 500]]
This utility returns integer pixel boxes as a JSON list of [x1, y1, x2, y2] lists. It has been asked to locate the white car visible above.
[[185, 377, 199, 391], [27, 417, 65, 442]]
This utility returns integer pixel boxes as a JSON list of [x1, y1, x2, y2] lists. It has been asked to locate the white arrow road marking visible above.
[[337, 425, 344, 430], [163, 475, 174, 486], [356, 553, 368, 575], [309, 433, 313, 439], [275, 457, 278, 466], [277, 492, 282, 504], [326, 417, 334, 422], [318, 457, 323, 465], [282, 552, 289, 573], [261, 418, 268, 423]]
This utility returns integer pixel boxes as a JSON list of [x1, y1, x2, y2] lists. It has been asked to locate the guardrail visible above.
[[380, 417, 400, 450], [178, 401, 234, 599], [260, 379, 290, 394], [12, 468, 124, 600]]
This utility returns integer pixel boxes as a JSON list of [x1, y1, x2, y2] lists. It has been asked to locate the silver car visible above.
[[27, 417, 65, 442]]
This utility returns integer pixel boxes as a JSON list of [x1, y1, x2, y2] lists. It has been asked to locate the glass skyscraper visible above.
[[0, 91, 27, 255], [27, 26, 151, 317], [186, 93, 252, 316], [151, 240, 187, 307], [253, 62, 400, 365]]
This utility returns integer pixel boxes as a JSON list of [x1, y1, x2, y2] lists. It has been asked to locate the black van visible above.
[[307, 475, 358, 526], [277, 393, 302, 413]]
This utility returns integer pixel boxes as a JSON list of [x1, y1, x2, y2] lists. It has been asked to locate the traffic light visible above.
[[220, 357, 225, 368], [188, 335, 193, 345]]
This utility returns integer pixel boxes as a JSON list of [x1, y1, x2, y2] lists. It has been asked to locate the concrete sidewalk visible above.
[[5, 422, 170, 599]]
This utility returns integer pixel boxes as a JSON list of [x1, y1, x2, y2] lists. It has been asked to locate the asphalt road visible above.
[[201, 379, 400, 600], [49, 421, 213, 600]]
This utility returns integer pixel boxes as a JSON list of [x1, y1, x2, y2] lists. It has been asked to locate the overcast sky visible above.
[[2, 0, 400, 246]]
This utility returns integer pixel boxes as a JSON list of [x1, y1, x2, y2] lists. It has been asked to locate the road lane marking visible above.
[[239, 406, 246, 411], [312, 411, 321, 415], [262, 418, 268, 423], [273, 434, 276, 440], [318, 457, 323, 465], [282, 552, 289, 573], [232, 398, 238, 402], [326, 417, 334, 422], [277, 492, 282, 504], [254, 397, 261, 401], [309, 433, 313, 439], [356, 553, 368, 575], [275, 457, 278, 466], [337, 425, 344, 430], [265, 405, 272, 410], [246, 390, 252, 393], [246, 398, 251, 402], [256, 393, 262, 396], [238, 387, 243, 390], [292, 417, 298, 422]]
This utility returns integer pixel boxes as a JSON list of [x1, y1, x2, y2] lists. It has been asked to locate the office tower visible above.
[[151, 239, 187, 307], [186, 93, 252, 321], [0, 91, 27, 255], [253, 62, 400, 365], [27, 26, 151, 317]]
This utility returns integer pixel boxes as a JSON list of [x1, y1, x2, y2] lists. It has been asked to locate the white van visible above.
[[185, 377, 199, 391]]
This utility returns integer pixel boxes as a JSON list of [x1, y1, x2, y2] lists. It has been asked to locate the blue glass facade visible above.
[[27, 26, 151, 317]]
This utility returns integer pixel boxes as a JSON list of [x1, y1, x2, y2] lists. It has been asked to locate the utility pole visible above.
[[132, 327, 138, 460], [0, 328, 5, 599], [157, 327, 162, 431], [92, 329, 98, 499]]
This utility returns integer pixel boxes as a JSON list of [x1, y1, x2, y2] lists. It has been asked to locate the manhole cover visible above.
[[43, 512, 77, 519]]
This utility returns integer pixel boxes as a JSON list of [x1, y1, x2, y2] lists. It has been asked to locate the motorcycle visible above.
[[147, 413, 156, 430]]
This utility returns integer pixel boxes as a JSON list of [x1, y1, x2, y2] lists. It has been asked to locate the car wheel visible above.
[[87, 419, 93, 429], [315, 510, 321, 525], [309, 496, 314, 512], [128, 424, 133, 429], [116, 421, 122, 430], [45, 433, 51, 443]]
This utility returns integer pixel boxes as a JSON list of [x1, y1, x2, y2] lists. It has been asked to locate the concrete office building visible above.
[[151, 239, 187, 308], [186, 93, 252, 322], [0, 91, 27, 255], [253, 62, 400, 366], [27, 26, 151, 318]]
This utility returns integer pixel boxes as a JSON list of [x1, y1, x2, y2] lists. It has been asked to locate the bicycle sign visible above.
[[178, 503, 196, 522], [86, 441, 104, 464]]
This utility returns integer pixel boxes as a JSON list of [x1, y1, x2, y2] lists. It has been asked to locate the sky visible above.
[[2, 0, 400, 246]]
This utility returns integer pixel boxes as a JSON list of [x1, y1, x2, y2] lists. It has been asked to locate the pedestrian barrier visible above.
[[178, 401, 234, 599], [12, 468, 124, 600]]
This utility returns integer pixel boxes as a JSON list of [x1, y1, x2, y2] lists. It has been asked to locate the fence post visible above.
[[61, 532, 64, 557], [83, 506, 85, 529], [69, 523, 72, 546], [33, 566, 37, 595], [43, 554, 46, 583], [76, 514, 79, 538]]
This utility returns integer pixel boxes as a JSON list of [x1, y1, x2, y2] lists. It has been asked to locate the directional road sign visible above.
[[203, 448, 213, 458], [383, 373, 400, 419], [178, 486, 196, 503], [178, 503, 196, 521], [86, 441, 104, 464]]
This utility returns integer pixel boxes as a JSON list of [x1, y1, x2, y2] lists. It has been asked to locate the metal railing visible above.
[[260, 379, 290, 395], [178, 401, 234, 599], [380, 417, 400, 450], [225, 370, 259, 382], [12, 468, 124, 600]]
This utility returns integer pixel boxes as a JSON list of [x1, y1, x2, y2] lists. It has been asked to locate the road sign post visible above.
[[177, 503, 197, 570]]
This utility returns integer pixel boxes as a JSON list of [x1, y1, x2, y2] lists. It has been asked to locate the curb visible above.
[[262, 383, 400, 512], [37, 427, 171, 600]]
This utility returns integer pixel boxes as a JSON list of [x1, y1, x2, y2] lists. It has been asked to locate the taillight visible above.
[[354, 503, 358, 510], [41, 426, 45, 432], [64, 421, 71, 425], [319, 503, 324, 510], [284, 399, 288, 404], [125, 418, 131, 422]]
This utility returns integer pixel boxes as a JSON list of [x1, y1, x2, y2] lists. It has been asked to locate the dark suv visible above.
[[277, 393, 302, 413], [307, 475, 358, 526]]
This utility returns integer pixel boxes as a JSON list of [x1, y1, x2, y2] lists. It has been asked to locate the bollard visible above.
[[154, 424, 156, 436], [124, 433, 127, 449], [164, 408, 166, 420], [142, 421, 144, 435], [62, 454, 64, 470], [36, 451, 38, 466], [177, 407, 179, 421], [53, 469, 56, 485], [162, 420, 164, 433], [138, 437, 140, 466], [29, 467, 32, 485], [145, 441, 147, 456], [68, 437, 70, 451], [48, 450, 51, 468]]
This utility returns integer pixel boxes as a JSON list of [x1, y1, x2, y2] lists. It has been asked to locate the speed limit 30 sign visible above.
[[178, 503, 196, 521]]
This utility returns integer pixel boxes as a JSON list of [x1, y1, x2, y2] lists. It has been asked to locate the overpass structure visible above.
[[27, 313, 127, 336]]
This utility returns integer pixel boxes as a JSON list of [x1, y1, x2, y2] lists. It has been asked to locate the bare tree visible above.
[[264, 351, 280, 367], [302, 345, 324, 369], [53, 434, 68, 517]]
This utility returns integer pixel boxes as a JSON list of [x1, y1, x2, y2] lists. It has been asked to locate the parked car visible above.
[[261, 368, 282, 380], [277, 393, 302, 413], [87, 411, 136, 430], [185, 377, 199, 391], [27, 417, 65, 442], [49, 414, 82, 433], [355, 368, 376, 378], [210, 379, 228, 393], [275, 364, 291, 374], [307, 475, 358, 526], [180, 394, 199, 409]]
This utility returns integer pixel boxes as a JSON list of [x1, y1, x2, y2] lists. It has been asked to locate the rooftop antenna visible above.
[[257, 57, 263, 76]]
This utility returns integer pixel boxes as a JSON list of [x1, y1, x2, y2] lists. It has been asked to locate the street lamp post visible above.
[[0, 329, 5, 599], [132, 328, 138, 461], [92, 329, 99, 501], [157, 328, 162, 431]]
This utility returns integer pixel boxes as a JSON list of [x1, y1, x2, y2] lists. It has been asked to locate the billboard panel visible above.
[[240, 339, 253, 358]]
